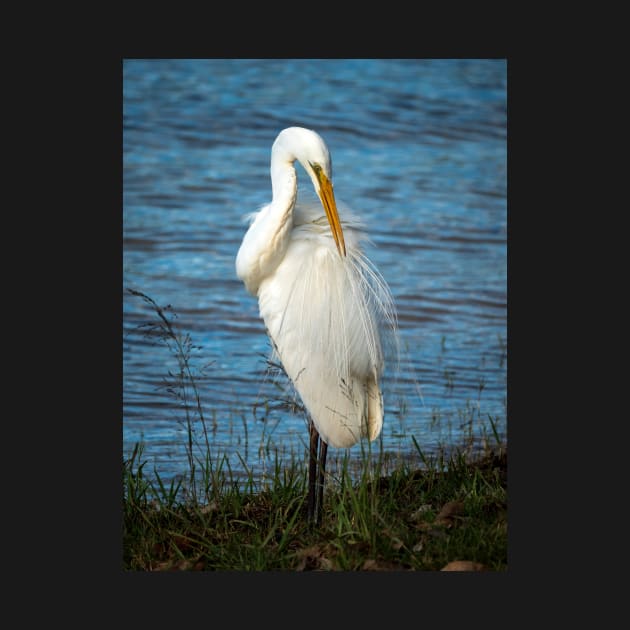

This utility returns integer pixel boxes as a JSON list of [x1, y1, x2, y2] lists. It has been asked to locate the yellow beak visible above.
[[316, 171, 346, 257]]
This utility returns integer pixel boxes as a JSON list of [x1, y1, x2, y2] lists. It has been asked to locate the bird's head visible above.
[[274, 127, 346, 257]]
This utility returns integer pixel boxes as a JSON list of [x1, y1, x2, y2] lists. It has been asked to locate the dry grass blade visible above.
[[435, 500, 465, 526]]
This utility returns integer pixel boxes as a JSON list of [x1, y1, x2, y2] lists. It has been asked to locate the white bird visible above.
[[236, 126, 398, 524]]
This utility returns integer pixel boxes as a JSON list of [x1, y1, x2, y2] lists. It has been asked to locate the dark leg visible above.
[[315, 440, 328, 526], [307, 420, 319, 524]]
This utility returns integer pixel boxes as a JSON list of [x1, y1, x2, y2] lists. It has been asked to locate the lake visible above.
[[123, 58, 507, 488]]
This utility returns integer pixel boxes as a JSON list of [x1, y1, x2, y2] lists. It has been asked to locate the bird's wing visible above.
[[257, 229, 387, 448]]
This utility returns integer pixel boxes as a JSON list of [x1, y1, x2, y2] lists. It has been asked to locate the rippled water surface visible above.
[[123, 59, 507, 486]]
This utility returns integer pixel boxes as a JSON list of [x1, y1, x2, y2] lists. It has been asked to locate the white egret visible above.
[[235, 126, 398, 524]]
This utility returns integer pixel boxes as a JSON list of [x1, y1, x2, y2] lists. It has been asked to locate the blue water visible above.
[[123, 59, 507, 487]]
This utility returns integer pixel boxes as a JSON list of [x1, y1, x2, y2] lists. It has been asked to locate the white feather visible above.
[[236, 127, 398, 449]]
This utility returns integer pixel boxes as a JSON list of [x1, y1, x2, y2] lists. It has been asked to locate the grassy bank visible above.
[[123, 442, 507, 571]]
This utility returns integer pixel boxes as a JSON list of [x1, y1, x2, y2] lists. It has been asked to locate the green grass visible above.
[[123, 440, 507, 571], [123, 289, 507, 571]]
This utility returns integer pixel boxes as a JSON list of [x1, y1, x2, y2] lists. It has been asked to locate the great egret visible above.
[[236, 126, 398, 525]]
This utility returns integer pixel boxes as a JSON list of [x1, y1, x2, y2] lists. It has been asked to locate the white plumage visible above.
[[236, 126, 397, 453]]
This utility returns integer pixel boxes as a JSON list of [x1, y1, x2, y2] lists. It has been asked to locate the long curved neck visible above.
[[234, 152, 298, 296], [270, 140, 298, 211]]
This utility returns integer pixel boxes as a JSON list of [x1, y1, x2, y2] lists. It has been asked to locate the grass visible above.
[[123, 441, 506, 571], [123, 289, 507, 571]]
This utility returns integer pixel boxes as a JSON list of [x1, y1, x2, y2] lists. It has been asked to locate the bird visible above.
[[235, 126, 398, 525]]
